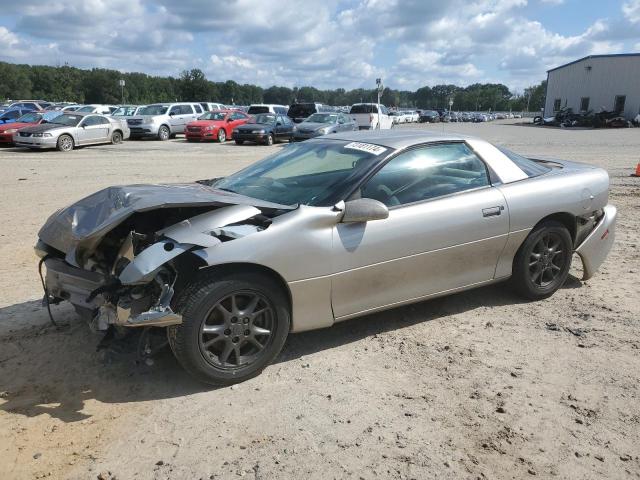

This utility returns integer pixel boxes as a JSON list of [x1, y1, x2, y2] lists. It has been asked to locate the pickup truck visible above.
[[349, 103, 394, 130]]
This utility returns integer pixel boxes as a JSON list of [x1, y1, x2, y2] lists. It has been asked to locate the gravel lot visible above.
[[1, 121, 638, 479]]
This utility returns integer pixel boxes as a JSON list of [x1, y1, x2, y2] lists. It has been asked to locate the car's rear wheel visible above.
[[217, 129, 226, 143], [265, 134, 274, 146], [169, 271, 290, 385], [111, 131, 123, 144], [512, 220, 572, 300], [158, 126, 170, 141], [57, 134, 74, 152]]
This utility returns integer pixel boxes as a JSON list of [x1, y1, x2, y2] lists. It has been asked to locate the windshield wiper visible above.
[[216, 187, 238, 194]]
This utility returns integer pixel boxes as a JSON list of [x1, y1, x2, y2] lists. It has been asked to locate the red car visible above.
[[185, 109, 251, 142], [0, 110, 62, 145]]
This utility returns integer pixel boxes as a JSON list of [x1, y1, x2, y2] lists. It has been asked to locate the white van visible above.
[[349, 103, 394, 130], [247, 104, 289, 115]]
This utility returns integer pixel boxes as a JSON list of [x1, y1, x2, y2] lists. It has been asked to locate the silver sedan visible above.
[[14, 112, 130, 151], [294, 112, 358, 140], [35, 130, 616, 384]]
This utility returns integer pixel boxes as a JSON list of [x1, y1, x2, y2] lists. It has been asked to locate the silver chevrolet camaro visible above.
[[35, 130, 616, 384], [14, 112, 130, 151]]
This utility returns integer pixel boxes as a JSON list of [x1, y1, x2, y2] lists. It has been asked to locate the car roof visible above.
[[325, 129, 474, 149]]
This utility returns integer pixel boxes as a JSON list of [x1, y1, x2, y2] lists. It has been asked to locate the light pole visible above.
[[119, 79, 125, 104], [376, 78, 383, 129]]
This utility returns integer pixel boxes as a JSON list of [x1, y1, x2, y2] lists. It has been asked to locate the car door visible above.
[[77, 116, 105, 144], [274, 115, 286, 139], [168, 105, 184, 131], [330, 142, 509, 319], [228, 112, 247, 133]]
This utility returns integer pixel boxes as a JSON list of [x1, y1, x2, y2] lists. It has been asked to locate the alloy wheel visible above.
[[528, 232, 566, 287], [199, 291, 275, 369]]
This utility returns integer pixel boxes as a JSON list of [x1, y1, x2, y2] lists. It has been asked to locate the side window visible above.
[[553, 98, 561, 112], [614, 95, 626, 113], [193, 104, 203, 114], [169, 106, 180, 115], [6, 110, 20, 119], [81, 116, 98, 126], [231, 113, 245, 120], [98, 116, 110, 125], [381, 105, 389, 115], [359, 143, 490, 207]]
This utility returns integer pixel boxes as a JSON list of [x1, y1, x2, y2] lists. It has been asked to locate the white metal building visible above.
[[544, 53, 640, 119]]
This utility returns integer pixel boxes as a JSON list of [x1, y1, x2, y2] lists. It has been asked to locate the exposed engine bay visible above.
[[34, 182, 293, 332]]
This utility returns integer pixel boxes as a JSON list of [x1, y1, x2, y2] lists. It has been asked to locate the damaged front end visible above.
[[35, 183, 292, 331]]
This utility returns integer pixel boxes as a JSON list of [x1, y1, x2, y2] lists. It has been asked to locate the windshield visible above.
[[138, 105, 168, 115], [214, 140, 389, 206], [288, 104, 317, 118], [305, 113, 338, 124], [199, 111, 227, 121], [76, 106, 96, 112], [249, 113, 276, 125], [112, 106, 137, 116], [350, 104, 377, 114], [48, 114, 83, 126], [16, 112, 42, 123], [247, 106, 270, 114], [496, 146, 551, 177]]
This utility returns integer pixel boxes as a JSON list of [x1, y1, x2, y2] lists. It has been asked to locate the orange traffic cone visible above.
[[633, 163, 640, 177]]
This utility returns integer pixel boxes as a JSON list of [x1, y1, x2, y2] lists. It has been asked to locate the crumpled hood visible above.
[[38, 182, 293, 263]]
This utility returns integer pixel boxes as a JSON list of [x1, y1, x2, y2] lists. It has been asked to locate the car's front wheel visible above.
[[169, 271, 290, 385], [217, 129, 226, 143], [158, 126, 170, 141], [265, 134, 274, 146], [57, 134, 74, 152], [512, 220, 572, 300]]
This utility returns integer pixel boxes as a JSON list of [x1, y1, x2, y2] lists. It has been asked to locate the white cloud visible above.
[[623, 0, 640, 23], [0, 0, 637, 92]]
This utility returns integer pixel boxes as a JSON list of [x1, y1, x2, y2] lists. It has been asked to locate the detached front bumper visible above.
[[575, 204, 617, 280]]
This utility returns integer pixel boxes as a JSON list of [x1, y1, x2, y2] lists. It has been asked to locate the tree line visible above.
[[0, 62, 546, 112]]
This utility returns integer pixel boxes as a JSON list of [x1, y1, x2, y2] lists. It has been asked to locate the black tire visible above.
[[168, 271, 290, 385], [111, 130, 123, 144], [158, 125, 170, 141], [512, 220, 572, 300], [217, 128, 227, 143], [265, 134, 274, 146], [57, 134, 74, 152], [235, 139, 244, 145]]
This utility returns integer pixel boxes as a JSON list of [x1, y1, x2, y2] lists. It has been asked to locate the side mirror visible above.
[[340, 198, 389, 223]]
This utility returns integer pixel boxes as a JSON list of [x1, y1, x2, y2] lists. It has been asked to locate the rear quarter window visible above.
[[497, 146, 551, 177]]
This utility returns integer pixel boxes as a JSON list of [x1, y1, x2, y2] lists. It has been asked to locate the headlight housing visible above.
[[32, 133, 53, 137], [319, 127, 331, 134], [4, 128, 18, 134]]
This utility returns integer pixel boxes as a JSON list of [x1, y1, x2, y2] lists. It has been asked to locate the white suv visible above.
[[128, 103, 203, 140], [349, 103, 394, 130]]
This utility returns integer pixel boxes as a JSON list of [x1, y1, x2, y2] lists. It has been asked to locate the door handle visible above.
[[482, 206, 504, 217]]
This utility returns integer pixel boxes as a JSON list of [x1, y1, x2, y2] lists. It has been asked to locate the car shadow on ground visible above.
[[0, 277, 582, 423]]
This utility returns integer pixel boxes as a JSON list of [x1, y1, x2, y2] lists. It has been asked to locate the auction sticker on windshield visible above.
[[344, 142, 387, 155]]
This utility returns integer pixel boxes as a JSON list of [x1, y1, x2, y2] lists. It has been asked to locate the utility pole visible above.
[[119, 79, 125, 104], [376, 78, 383, 129]]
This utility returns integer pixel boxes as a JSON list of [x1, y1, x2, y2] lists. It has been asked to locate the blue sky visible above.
[[0, 0, 638, 93]]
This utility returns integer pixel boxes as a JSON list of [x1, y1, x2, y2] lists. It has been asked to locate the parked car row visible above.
[[418, 110, 521, 123]]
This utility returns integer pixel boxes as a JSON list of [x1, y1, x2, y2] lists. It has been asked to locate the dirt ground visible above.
[[0, 121, 638, 480]]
